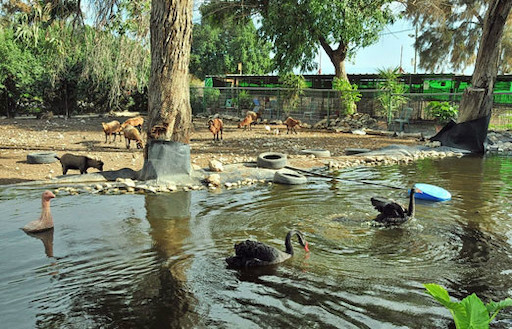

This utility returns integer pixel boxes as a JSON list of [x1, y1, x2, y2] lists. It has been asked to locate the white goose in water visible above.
[[22, 190, 55, 233], [371, 186, 421, 226], [225, 230, 309, 267]]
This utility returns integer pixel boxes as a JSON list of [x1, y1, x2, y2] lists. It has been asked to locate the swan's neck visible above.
[[285, 230, 307, 255], [285, 231, 295, 255], [407, 190, 416, 216]]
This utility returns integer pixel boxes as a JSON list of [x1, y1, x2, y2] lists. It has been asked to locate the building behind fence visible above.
[[190, 86, 512, 130]]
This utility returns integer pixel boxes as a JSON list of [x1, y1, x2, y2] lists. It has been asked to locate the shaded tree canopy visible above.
[[202, 0, 396, 80]]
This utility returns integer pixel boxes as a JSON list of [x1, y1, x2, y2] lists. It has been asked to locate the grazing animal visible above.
[[238, 115, 254, 130], [246, 110, 261, 123], [225, 230, 309, 268], [371, 186, 421, 226], [22, 190, 55, 233], [121, 116, 144, 132], [123, 124, 144, 149], [283, 117, 301, 134], [56, 153, 104, 175], [208, 118, 223, 141], [102, 120, 122, 143]]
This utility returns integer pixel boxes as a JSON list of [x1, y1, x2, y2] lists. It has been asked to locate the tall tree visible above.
[[202, 0, 395, 81], [404, 0, 512, 74], [146, 0, 193, 145], [417, 0, 512, 152]]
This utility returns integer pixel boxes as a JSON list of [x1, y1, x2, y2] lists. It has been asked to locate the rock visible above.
[[208, 159, 223, 172], [206, 173, 221, 187]]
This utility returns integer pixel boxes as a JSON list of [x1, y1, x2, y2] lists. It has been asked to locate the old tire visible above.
[[257, 152, 287, 169], [27, 152, 58, 164], [301, 149, 331, 157], [273, 169, 307, 185]]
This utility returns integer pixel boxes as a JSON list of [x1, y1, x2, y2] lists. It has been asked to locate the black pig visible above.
[[56, 153, 104, 175]]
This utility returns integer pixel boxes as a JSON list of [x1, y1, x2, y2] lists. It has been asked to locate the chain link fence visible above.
[[190, 86, 512, 130]]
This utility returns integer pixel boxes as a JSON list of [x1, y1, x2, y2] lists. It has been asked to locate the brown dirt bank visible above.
[[0, 115, 422, 185]]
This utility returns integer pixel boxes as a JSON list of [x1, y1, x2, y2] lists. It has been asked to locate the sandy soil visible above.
[[0, 115, 422, 185]]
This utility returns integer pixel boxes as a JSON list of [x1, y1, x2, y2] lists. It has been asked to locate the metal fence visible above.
[[190, 86, 512, 130]]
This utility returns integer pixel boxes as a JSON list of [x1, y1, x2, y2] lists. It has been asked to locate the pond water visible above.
[[1, 155, 512, 328]]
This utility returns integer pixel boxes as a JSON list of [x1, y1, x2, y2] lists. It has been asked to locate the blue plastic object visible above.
[[409, 183, 451, 202]]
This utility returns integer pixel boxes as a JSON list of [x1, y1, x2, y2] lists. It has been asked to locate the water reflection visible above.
[[26, 229, 54, 258], [144, 191, 199, 328]]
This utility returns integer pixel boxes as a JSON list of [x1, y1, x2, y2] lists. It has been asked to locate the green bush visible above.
[[280, 73, 307, 114], [237, 90, 253, 110], [332, 77, 361, 115], [426, 101, 458, 124]]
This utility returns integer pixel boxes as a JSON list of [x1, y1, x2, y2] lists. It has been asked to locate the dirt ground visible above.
[[0, 115, 423, 185]]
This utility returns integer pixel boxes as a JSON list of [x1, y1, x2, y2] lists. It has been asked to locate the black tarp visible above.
[[430, 115, 491, 153]]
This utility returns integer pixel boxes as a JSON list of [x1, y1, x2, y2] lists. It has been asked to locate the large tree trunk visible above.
[[457, 0, 512, 123], [146, 0, 193, 145], [431, 0, 512, 153], [139, 0, 194, 182], [320, 38, 348, 81]]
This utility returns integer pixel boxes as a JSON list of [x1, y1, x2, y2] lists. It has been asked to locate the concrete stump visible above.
[[139, 140, 192, 183]]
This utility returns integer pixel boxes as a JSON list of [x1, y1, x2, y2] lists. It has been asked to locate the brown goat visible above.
[[102, 120, 122, 143], [283, 117, 301, 134], [246, 110, 261, 123], [123, 124, 144, 149], [208, 118, 223, 141], [121, 116, 144, 132], [238, 115, 254, 130]]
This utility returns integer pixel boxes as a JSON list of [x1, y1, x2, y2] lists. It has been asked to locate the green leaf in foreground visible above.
[[424, 283, 512, 329]]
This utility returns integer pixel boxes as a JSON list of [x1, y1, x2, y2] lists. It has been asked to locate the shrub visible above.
[[426, 101, 458, 124], [332, 77, 361, 115]]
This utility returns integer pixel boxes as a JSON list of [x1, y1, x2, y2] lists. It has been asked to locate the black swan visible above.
[[22, 190, 55, 233], [371, 187, 421, 225], [225, 230, 309, 267]]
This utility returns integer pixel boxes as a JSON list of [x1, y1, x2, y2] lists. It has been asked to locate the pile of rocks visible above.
[[312, 113, 378, 132], [486, 130, 512, 153]]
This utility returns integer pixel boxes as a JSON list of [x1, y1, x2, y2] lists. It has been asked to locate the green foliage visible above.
[[424, 283, 512, 328], [237, 90, 253, 110], [204, 87, 221, 109], [0, 1, 150, 117], [376, 67, 408, 121], [332, 77, 361, 115], [190, 13, 272, 80], [260, 0, 395, 74], [426, 101, 458, 124], [201, 0, 396, 77], [280, 73, 307, 114]]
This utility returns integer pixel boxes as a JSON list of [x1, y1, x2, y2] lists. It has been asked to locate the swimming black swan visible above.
[[22, 190, 55, 233], [225, 230, 309, 267], [371, 187, 421, 225]]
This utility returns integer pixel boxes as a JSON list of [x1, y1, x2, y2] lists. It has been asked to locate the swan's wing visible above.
[[234, 240, 280, 262], [371, 197, 391, 212]]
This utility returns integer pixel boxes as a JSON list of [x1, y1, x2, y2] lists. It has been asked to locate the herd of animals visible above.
[[46, 112, 303, 177]]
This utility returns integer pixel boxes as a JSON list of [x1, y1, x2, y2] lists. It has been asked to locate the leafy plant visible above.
[[203, 87, 220, 109], [426, 101, 458, 124], [237, 90, 252, 109], [332, 77, 361, 115], [280, 73, 307, 114], [424, 283, 512, 329], [376, 67, 408, 123]]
